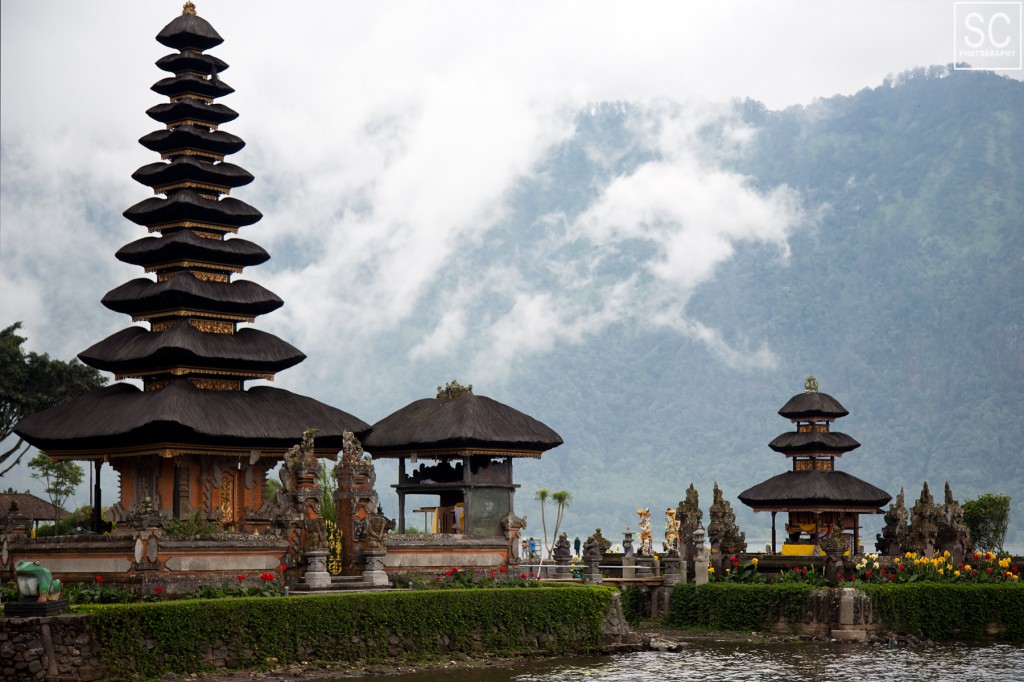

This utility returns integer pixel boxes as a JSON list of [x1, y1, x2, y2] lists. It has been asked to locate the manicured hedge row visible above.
[[78, 586, 614, 679], [666, 583, 816, 631], [860, 583, 1024, 641]]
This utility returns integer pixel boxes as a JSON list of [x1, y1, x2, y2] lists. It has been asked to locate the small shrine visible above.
[[739, 378, 891, 556], [10, 4, 368, 582], [361, 381, 562, 569]]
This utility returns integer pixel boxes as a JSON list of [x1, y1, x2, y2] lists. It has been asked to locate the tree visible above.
[[963, 493, 1011, 551], [1, 322, 107, 476], [535, 488, 549, 565], [28, 453, 85, 521], [535, 488, 572, 566], [550, 489, 573, 550]]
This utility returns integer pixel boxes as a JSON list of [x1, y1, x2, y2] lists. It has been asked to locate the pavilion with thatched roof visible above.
[[363, 381, 562, 541], [739, 378, 891, 555]]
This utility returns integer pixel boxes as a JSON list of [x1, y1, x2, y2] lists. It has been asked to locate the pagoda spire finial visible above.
[[804, 375, 819, 393], [183, 2, 197, 15]]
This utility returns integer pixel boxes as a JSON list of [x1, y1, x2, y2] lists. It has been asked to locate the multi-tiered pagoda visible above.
[[15, 3, 369, 532], [739, 378, 890, 555]]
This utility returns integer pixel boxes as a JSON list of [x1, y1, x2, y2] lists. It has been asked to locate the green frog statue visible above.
[[15, 560, 63, 602]]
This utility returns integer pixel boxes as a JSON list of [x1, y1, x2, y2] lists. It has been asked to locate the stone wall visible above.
[[0, 614, 103, 682]]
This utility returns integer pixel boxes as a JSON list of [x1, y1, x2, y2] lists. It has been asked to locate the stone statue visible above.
[[501, 511, 527, 566], [285, 427, 320, 468], [876, 487, 909, 556], [936, 482, 971, 564], [553, 532, 572, 563], [677, 483, 703, 565], [664, 507, 680, 557], [622, 527, 634, 557], [16, 560, 62, 602], [591, 527, 612, 554], [805, 375, 819, 392], [707, 482, 747, 555], [364, 507, 395, 553], [637, 508, 653, 556], [908, 481, 939, 557]]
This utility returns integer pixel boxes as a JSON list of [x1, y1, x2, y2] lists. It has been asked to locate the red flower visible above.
[[260, 572, 275, 582], [280, 564, 287, 572], [155, 586, 164, 595], [237, 574, 247, 582], [899, 565, 905, 572], [529, 571, 535, 577], [801, 567, 807, 575], [499, 566, 506, 573], [444, 569, 451, 577], [731, 556, 739, 566], [793, 567, 800, 573], [95, 575, 103, 583], [490, 571, 496, 578], [520, 572, 528, 579], [865, 571, 872, 579], [435, 576, 441, 582], [889, 575, 895, 581], [838, 575, 845, 581], [988, 568, 994, 575], [1013, 566, 1019, 574], [452, 567, 459, 573]]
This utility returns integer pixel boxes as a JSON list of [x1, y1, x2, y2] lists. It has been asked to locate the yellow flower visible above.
[[751, 557, 759, 566], [708, 567, 715, 574], [964, 564, 972, 572], [954, 570, 961, 577], [999, 557, 1011, 569], [937, 568, 944, 575]]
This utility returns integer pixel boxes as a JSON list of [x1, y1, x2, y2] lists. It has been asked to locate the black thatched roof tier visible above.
[[147, 99, 238, 126], [156, 12, 223, 51], [778, 391, 849, 421], [156, 50, 229, 75], [14, 380, 370, 455], [768, 431, 861, 455], [102, 276, 283, 318], [739, 471, 891, 511], [132, 157, 253, 191], [152, 74, 234, 100], [116, 232, 269, 269], [140, 127, 244, 157], [364, 392, 563, 458], [124, 190, 262, 228], [79, 325, 304, 375]]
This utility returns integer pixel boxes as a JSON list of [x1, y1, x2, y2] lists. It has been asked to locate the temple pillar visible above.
[[771, 511, 777, 554], [92, 460, 103, 532]]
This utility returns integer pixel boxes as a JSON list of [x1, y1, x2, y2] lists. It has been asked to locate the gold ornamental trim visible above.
[[192, 378, 243, 391], [145, 261, 242, 275], [373, 446, 546, 460], [154, 181, 229, 195], [166, 119, 220, 131], [160, 148, 224, 162], [171, 94, 214, 105], [43, 441, 337, 462], [121, 366, 274, 380], [131, 309, 255, 324], [148, 220, 239, 235], [192, 271, 229, 283]]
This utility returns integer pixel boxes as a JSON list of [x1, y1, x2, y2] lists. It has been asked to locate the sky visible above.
[[1, 0, 1018, 516]]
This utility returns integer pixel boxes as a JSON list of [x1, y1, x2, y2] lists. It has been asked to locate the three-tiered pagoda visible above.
[[739, 378, 890, 555], [15, 3, 369, 532]]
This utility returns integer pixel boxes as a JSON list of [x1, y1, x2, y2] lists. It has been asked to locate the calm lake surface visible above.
[[327, 640, 1024, 682]]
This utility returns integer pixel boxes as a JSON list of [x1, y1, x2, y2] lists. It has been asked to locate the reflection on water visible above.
[[335, 640, 1024, 682]]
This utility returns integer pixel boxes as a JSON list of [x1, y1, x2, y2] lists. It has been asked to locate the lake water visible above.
[[329, 640, 1024, 682]]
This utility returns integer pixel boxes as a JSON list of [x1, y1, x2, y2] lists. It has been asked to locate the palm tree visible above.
[[535, 488, 549, 566], [551, 490, 573, 545]]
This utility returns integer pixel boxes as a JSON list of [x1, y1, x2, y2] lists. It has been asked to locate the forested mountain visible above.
[[455, 67, 1023, 549]]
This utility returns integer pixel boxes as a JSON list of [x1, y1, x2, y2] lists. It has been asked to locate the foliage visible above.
[[667, 582, 817, 631], [27, 452, 84, 517], [180, 570, 287, 600], [535, 488, 572, 563], [963, 494, 1011, 551], [620, 585, 644, 625], [848, 551, 1021, 585], [714, 555, 765, 583], [862, 583, 1024, 641], [164, 510, 222, 538], [776, 565, 829, 587], [78, 587, 614, 679], [66, 577, 135, 605], [0, 322, 107, 475], [425, 565, 540, 589], [35, 504, 100, 536]]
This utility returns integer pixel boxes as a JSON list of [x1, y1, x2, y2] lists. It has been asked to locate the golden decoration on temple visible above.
[[183, 2, 197, 16]]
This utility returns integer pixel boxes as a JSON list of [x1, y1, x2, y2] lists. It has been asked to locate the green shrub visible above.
[[620, 586, 644, 625], [667, 583, 816, 631], [862, 583, 1024, 641], [78, 587, 615, 679]]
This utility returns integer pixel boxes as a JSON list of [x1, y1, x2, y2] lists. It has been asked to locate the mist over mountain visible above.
[[406, 66, 1023, 549]]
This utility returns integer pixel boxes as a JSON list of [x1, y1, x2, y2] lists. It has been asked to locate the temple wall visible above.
[[384, 535, 510, 570], [0, 614, 104, 682]]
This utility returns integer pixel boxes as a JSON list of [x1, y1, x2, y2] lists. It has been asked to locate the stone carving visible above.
[[364, 507, 395, 553], [707, 482, 746, 555], [335, 431, 380, 573], [591, 527, 612, 554], [876, 488, 909, 556], [501, 511, 527, 566], [692, 526, 708, 586], [637, 508, 653, 556], [582, 535, 602, 583], [664, 507, 681, 557], [936, 482, 971, 564], [908, 481, 939, 557], [805, 375, 819, 392], [622, 527, 634, 557], [285, 427, 320, 468], [553, 531, 572, 563], [437, 379, 473, 399], [676, 483, 703, 565], [16, 560, 62, 602]]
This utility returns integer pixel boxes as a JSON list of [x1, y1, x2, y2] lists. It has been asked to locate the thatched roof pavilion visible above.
[[14, 3, 368, 532], [363, 382, 561, 538], [739, 378, 890, 555]]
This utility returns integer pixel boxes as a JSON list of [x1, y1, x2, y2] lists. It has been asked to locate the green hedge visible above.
[[666, 583, 817, 631], [78, 587, 614, 679], [861, 583, 1024, 641]]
